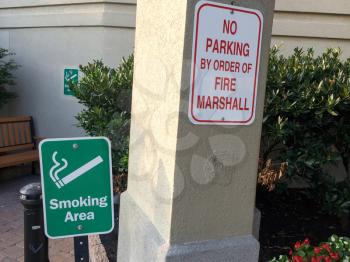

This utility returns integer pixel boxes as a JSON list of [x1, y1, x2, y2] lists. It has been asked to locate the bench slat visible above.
[[0, 143, 34, 154], [0, 150, 39, 168], [2, 124, 9, 147], [0, 126, 3, 147], [0, 116, 32, 124], [18, 122, 25, 145], [8, 123, 15, 146], [24, 122, 31, 143], [18, 122, 28, 144], [14, 123, 20, 145]]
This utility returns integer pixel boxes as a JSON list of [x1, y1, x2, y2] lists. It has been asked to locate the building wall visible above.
[[273, 0, 350, 56], [0, 0, 136, 137]]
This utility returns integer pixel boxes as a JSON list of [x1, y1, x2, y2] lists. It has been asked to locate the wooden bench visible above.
[[0, 116, 39, 172]]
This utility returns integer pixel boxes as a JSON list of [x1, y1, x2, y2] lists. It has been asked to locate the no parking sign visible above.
[[189, 1, 263, 125]]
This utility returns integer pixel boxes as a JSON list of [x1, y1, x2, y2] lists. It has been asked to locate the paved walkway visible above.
[[0, 176, 74, 262]]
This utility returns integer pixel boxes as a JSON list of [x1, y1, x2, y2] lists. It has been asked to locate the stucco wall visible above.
[[273, 0, 350, 56], [0, 1, 135, 137]]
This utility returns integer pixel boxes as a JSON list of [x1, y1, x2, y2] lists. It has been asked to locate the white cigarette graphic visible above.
[[68, 74, 77, 81], [61, 156, 103, 185], [49, 152, 103, 189]]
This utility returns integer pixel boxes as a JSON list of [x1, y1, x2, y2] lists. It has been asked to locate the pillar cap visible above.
[[20, 182, 42, 200]]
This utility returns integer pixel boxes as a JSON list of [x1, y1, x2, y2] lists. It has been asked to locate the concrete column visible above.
[[118, 0, 275, 261]]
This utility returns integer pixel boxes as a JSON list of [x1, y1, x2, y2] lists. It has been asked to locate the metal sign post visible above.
[[74, 236, 89, 262]]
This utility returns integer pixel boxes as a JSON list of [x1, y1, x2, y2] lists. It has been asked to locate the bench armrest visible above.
[[34, 137, 45, 147]]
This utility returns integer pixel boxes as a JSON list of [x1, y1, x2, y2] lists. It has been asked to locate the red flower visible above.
[[303, 238, 310, 245], [321, 243, 331, 253], [289, 249, 293, 256], [311, 256, 324, 262], [324, 257, 332, 262], [314, 247, 323, 254], [311, 257, 321, 262], [330, 252, 340, 260], [294, 241, 302, 249], [292, 256, 304, 262]]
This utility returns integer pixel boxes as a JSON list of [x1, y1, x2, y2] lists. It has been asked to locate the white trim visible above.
[[273, 12, 350, 40], [0, 0, 136, 9], [39, 136, 115, 239], [275, 0, 350, 15], [0, 2, 136, 29]]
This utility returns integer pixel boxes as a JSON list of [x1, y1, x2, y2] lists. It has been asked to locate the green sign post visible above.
[[39, 137, 114, 239], [64, 68, 79, 96]]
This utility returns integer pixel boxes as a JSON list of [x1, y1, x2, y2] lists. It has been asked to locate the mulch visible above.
[[257, 187, 350, 261]]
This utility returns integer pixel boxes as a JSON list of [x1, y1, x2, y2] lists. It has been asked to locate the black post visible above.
[[20, 183, 49, 262], [74, 236, 89, 262]]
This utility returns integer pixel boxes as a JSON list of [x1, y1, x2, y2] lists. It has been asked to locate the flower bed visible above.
[[270, 235, 350, 262], [257, 188, 349, 261]]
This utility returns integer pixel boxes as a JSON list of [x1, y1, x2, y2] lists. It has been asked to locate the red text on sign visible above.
[[213, 60, 240, 72], [206, 38, 250, 57], [197, 95, 249, 111], [223, 19, 237, 36], [215, 77, 236, 92], [242, 63, 253, 73]]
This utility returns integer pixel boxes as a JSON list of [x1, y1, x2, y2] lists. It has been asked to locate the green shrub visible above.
[[259, 47, 350, 216], [70, 56, 133, 191], [322, 181, 350, 217], [260, 47, 350, 195], [0, 48, 18, 109]]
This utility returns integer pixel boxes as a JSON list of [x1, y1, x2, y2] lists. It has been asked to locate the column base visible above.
[[117, 193, 260, 262]]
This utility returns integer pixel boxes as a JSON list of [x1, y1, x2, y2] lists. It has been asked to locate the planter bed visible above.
[[257, 188, 349, 261]]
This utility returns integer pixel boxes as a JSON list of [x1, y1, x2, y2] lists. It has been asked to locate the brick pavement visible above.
[[0, 175, 74, 262]]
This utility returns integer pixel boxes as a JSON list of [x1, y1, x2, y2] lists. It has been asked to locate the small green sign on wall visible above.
[[64, 68, 79, 96]]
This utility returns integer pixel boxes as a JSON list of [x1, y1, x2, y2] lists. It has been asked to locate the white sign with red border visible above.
[[188, 1, 263, 125]]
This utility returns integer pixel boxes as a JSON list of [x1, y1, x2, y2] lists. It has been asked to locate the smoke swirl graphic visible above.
[[49, 151, 68, 189]]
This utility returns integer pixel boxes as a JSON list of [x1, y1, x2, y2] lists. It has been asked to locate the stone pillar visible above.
[[117, 0, 275, 261]]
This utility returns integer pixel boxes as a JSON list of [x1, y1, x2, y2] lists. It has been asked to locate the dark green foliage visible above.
[[0, 48, 18, 109], [262, 47, 350, 215], [322, 181, 350, 216], [70, 56, 133, 188]]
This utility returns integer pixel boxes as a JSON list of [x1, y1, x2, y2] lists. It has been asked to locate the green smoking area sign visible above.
[[64, 68, 78, 96], [39, 137, 114, 239]]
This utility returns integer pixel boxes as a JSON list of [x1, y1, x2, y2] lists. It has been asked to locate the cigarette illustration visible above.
[[68, 74, 77, 81], [49, 151, 103, 189]]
